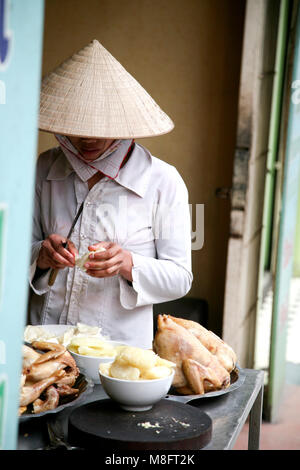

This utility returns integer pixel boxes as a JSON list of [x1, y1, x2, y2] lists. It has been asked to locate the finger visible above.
[[48, 234, 68, 248], [84, 254, 122, 270], [48, 239, 75, 266], [89, 244, 120, 261], [57, 245, 76, 265], [67, 240, 79, 258], [41, 238, 53, 252], [88, 241, 110, 252], [47, 244, 74, 267], [39, 237, 73, 270], [86, 263, 122, 278], [43, 255, 66, 270], [54, 250, 73, 266]]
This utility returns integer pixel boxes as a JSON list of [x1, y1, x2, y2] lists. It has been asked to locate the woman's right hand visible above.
[[37, 234, 78, 270]]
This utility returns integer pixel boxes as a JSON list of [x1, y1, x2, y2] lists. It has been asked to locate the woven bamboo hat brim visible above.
[[39, 40, 174, 139]]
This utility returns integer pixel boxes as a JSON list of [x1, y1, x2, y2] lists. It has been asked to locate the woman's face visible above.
[[68, 136, 115, 161]]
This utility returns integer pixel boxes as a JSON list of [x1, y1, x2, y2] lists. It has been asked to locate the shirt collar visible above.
[[46, 143, 152, 198], [55, 135, 133, 182]]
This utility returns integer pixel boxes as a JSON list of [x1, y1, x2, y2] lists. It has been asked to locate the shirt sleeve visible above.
[[119, 167, 193, 309], [29, 163, 51, 295]]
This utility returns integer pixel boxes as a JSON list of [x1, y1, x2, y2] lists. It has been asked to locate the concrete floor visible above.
[[234, 277, 300, 450]]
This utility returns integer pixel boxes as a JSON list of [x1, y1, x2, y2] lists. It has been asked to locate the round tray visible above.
[[68, 398, 213, 450], [19, 373, 94, 421], [165, 365, 246, 404]]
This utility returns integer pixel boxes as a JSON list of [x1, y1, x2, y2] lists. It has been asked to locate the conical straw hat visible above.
[[39, 40, 174, 139]]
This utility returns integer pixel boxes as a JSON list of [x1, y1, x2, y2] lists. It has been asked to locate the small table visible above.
[[18, 368, 264, 450], [192, 368, 264, 450]]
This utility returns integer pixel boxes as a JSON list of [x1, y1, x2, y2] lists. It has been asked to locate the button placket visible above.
[[85, 179, 107, 246], [66, 190, 90, 322], [100, 179, 119, 243], [67, 178, 108, 323], [67, 267, 83, 323], [79, 200, 92, 252], [74, 175, 89, 205]]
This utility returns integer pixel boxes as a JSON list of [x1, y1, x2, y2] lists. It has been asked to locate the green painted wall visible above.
[[293, 175, 300, 276], [0, 0, 44, 450]]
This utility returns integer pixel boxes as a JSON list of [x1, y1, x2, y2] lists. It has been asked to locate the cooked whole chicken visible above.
[[153, 315, 237, 395], [19, 341, 80, 415]]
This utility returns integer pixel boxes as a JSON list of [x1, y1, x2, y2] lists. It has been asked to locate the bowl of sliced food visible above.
[[99, 346, 176, 411], [23, 322, 127, 384], [24, 322, 105, 347], [67, 337, 128, 384]]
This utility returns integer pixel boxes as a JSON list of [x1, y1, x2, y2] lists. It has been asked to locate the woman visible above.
[[29, 40, 192, 349]]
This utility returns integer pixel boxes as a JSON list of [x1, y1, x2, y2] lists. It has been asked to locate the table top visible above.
[[189, 368, 264, 449], [18, 368, 264, 451]]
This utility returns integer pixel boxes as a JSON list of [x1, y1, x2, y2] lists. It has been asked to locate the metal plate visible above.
[[19, 373, 94, 421], [165, 366, 246, 404]]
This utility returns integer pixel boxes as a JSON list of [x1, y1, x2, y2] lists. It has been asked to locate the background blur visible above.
[[38, 0, 245, 341]]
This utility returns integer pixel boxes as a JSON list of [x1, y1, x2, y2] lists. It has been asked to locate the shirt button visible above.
[[80, 234, 86, 240]]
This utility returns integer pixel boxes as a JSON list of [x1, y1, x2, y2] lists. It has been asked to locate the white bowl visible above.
[[24, 324, 127, 385], [69, 341, 127, 384], [99, 369, 175, 411]]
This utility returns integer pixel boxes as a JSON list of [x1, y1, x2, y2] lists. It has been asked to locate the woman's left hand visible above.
[[84, 242, 133, 281]]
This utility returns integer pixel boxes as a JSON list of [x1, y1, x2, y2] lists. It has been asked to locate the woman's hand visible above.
[[37, 234, 78, 270], [85, 242, 133, 281]]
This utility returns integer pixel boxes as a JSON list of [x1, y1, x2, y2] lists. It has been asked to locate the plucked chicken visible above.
[[153, 314, 237, 395], [19, 341, 80, 415]]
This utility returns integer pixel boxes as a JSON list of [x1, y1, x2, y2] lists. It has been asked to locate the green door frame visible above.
[[260, 0, 291, 274], [255, 0, 291, 383], [260, 0, 300, 422]]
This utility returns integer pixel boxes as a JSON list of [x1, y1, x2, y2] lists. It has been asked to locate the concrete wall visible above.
[[222, 0, 281, 367], [38, 0, 245, 334]]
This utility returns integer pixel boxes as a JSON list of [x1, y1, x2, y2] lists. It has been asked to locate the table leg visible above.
[[248, 383, 264, 450]]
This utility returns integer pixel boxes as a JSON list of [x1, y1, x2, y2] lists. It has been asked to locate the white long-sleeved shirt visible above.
[[29, 142, 193, 348]]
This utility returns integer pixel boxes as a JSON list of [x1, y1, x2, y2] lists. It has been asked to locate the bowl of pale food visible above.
[[68, 337, 128, 384], [99, 346, 176, 411], [23, 323, 127, 384]]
